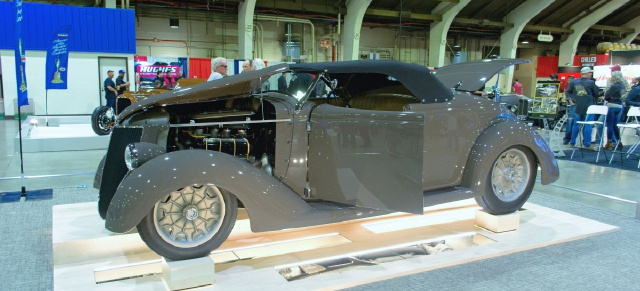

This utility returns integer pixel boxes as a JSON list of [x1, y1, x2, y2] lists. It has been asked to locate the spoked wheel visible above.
[[136, 185, 237, 260], [476, 146, 536, 214], [91, 106, 115, 135]]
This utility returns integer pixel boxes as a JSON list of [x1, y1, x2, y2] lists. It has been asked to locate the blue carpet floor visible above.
[[557, 147, 640, 172]]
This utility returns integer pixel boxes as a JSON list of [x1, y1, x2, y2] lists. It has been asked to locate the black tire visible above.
[[137, 185, 238, 260], [475, 146, 536, 214], [91, 106, 115, 136]]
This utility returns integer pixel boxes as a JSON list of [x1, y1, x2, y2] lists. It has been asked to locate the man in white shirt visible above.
[[207, 57, 228, 81]]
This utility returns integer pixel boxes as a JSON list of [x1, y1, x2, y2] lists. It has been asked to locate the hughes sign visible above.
[[137, 65, 180, 79]]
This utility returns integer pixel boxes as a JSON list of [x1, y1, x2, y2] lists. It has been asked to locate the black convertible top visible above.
[[290, 60, 453, 103]]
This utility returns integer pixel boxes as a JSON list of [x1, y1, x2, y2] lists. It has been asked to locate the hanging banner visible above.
[[45, 25, 72, 90], [14, 0, 28, 107]]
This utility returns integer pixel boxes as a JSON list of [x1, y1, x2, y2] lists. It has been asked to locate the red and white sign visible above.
[[319, 39, 330, 49], [594, 65, 640, 88]]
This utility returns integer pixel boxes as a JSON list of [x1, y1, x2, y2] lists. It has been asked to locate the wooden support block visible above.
[[161, 256, 216, 290], [475, 210, 520, 233]]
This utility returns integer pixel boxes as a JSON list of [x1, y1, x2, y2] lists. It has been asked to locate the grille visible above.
[[98, 127, 143, 219]]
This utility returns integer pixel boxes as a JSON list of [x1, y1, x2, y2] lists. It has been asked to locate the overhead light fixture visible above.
[[170, 19, 179, 29], [522, 40, 530, 44]]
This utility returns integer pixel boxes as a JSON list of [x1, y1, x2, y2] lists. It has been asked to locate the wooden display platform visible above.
[[53, 200, 617, 290]]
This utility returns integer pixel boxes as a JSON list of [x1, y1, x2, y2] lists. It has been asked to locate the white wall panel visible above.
[[1, 50, 133, 116]]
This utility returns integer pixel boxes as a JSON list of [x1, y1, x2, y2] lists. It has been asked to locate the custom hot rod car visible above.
[[94, 59, 559, 260]]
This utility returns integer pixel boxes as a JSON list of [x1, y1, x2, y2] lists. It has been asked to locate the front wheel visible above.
[[91, 106, 115, 136], [476, 146, 536, 214], [137, 185, 238, 260]]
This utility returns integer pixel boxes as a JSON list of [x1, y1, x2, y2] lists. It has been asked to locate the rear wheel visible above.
[[476, 146, 536, 214], [91, 106, 114, 136], [136, 185, 237, 260]]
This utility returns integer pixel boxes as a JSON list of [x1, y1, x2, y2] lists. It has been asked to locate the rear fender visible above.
[[105, 150, 314, 233], [461, 120, 559, 192]]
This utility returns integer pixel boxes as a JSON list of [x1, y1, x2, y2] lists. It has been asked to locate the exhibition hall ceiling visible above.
[[27, 0, 640, 45]]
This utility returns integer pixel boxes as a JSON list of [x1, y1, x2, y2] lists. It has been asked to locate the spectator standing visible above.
[[242, 59, 253, 73], [252, 58, 270, 91], [153, 71, 165, 88], [252, 58, 266, 70], [563, 75, 576, 144], [513, 79, 523, 95], [164, 71, 176, 89], [566, 67, 600, 149], [278, 72, 288, 91], [115, 69, 130, 96], [207, 57, 228, 81], [103, 70, 118, 111], [626, 79, 640, 107], [603, 70, 625, 148], [595, 65, 630, 144]]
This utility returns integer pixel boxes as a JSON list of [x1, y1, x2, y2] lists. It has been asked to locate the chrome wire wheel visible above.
[[153, 185, 226, 248], [490, 148, 531, 202], [97, 108, 114, 132]]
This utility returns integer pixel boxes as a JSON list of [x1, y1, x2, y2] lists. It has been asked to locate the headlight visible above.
[[123, 142, 166, 170], [124, 144, 139, 170]]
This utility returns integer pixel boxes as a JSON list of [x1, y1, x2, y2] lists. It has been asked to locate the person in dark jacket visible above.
[[566, 67, 600, 149], [153, 71, 165, 88], [115, 69, 130, 96], [603, 71, 626, 148], [103, 70, 118, 111], [626, 82, 640, 107], [278, 72, 288, 91]]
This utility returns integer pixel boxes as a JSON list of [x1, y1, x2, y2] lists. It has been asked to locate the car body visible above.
[[433, 59, 566, 128], [94, 59, 559, 260]]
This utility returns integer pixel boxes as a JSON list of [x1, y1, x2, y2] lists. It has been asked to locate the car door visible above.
[[306, 104, 425, 214]]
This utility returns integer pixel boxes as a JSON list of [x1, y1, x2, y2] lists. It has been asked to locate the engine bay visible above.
[[161, 97, 278, 173]]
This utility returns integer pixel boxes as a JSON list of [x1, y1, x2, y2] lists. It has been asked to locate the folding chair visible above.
[[571, 105, 608, 162], [609, 106, 640, 167]]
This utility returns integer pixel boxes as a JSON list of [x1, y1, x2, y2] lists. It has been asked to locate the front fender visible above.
[[461, 120, 559, 192], [105, 150, 314, 233]]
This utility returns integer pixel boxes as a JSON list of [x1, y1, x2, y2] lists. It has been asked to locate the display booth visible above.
[[52, 199, 616, 290]]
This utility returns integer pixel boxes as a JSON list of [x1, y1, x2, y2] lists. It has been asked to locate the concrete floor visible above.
[[1, 117, 639, 216]]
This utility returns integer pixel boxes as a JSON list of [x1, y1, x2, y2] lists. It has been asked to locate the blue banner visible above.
[[14, 0, 28, 107], [45, 25, 72, 90]]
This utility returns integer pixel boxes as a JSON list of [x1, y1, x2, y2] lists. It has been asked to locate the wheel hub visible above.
[[184, 205, 199, 221], [154, 185, 226, 248], [491, 149, 531, 202], [503, 168, 516, 180]]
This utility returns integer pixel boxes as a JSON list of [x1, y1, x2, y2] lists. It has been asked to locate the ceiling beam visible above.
[[453, 17, 513, 28], [590, 24, 634, 33], [523, 24, 572, 34], [251, 0, 342, 15], [365, 8, 441, 21], [393, 0, 459, 11]]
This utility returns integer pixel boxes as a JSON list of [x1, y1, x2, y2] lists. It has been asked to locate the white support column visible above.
[[427, 0, 470, 67], [558, 0, 629, 66], [498, 0, 555, 93], [342, 0, 371, 61], [617, 15, 640, 44], [238, 0, 257, 59]]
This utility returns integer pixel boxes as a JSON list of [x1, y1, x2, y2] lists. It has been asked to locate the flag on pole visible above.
[[45, 25, 72, 90], [14, 0, 28, 107]]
